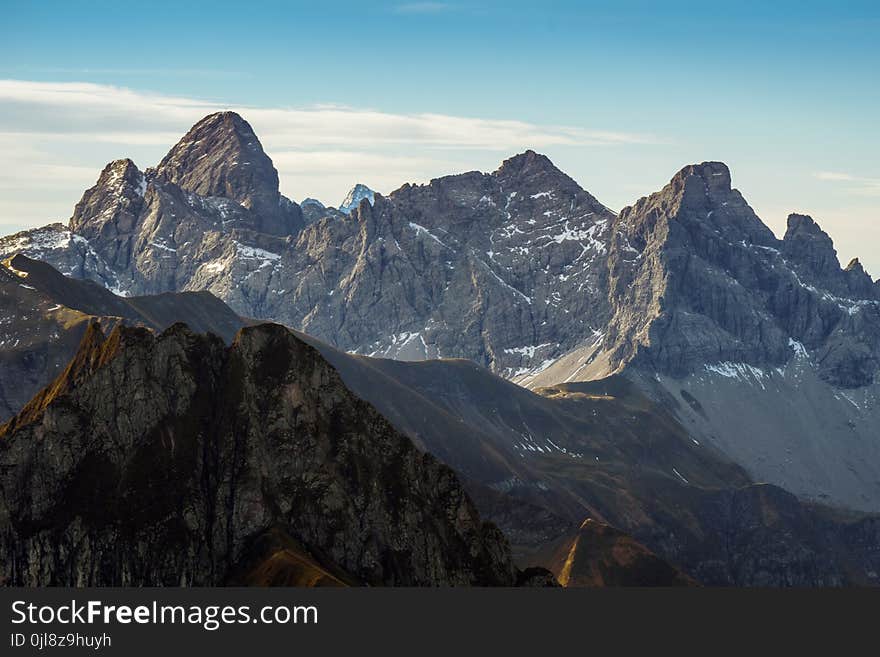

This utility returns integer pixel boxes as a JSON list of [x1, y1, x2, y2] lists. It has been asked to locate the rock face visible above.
[[268, 150, 614, 377], [588, 163, 880, 387], [1, 128, 616, 380], [0, 254, 245, 422], [0, 323, 514, 586], [151, 111, 303, 236], [68, 159, 146, 271], [523, 163, 880, 511]]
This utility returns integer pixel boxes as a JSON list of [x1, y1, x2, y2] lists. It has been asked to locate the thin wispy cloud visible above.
[[814, 171, 880, 196], [0, 78, 662, 222], [0, 80, 660, 149]]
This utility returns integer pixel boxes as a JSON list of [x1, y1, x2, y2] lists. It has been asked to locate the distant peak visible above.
[[339, 184, 375, 213], [97, 158, 143, 187], [670, 161, 732, 195], [496, 150, 558, 177], [301, 197, 325, 209], [844, 257, 864, 273], [153, 111, 284, 221], [105, 157, 139, 173], [159, 112, 266, 167], [189, 111, 253, 137], [784, 213, 826, 239]]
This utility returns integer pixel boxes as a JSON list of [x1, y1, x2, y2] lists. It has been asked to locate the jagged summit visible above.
[[670, 161, 732, 191], [153, 112, 279, 211], [101, 158, 143, 183], [496, 149, 556, 175], [69, 157, 146, 243], [494, 150, 582, 190], [339, 184, 375, 213], [786, 212, 818, 231], [781, 212, 844, 281], [618, 159, 776, 248], [66, 111, 305, 243]]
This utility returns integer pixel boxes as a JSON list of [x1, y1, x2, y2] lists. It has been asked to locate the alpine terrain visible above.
[[2, 111, 879, 586]]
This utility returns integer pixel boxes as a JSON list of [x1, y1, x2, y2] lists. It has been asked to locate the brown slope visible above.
[[535, 519, 695, 587]]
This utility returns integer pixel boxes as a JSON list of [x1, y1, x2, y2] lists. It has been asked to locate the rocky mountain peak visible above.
[[842, 257, 879, 299], [493, 150, 581, 192], [617, 160, 773, 245], [670, 161, 732, 198], [151, 112, 302, 235], [99, 158, 144, 190], [496, 149, 555, 175], [68, 158, 146, 242], [339, 184, 375, 213], [782, 212, 841, 279], [154, 111, 274, 197], [784, 212, 825, 238], [663, 161, 778, 246]]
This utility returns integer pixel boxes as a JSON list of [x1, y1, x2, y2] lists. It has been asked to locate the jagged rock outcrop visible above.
[[0, 322, 515, 586], [526, 162, 880, 389], [69, 159, 146, 268], [265, 150, 614, 377], [522, 163, 880, 511], [4, 112, 306, 302]]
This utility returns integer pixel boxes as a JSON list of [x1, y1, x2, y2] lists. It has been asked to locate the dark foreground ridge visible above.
[[0, 322, 515, 586]]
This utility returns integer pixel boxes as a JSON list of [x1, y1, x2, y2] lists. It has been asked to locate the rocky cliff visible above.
[[593, 162, 880, 387], [0, 323, 514, 586]]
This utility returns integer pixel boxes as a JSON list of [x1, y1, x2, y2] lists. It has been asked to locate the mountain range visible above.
[[1, 111, 879, 586]]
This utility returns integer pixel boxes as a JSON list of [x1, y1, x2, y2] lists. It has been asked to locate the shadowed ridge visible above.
[[0, 319, 516, 586], [1, 322, 119, 436]]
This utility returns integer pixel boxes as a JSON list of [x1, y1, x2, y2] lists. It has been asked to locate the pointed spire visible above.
[[339, 184, 375, 213], [153, 112, 303, 235]]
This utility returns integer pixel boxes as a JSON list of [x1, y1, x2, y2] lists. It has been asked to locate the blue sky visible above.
[[1, 0, 878, 275]]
